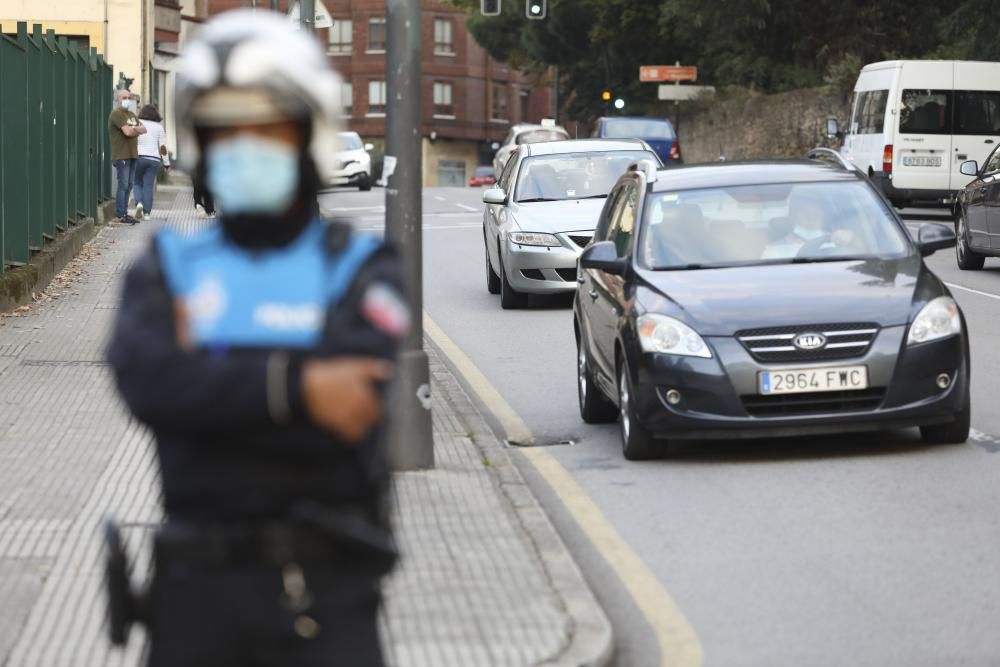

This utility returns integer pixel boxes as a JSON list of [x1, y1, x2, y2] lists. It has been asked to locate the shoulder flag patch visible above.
[[361, 283, 410, 338]]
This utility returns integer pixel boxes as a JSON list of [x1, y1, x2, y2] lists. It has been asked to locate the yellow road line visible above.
[[424, 313, 704, 667]]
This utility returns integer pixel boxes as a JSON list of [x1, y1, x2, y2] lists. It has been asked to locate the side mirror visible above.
[[579, 241, 627, 275], [482, 188, 506, 205], [916, 223, 956, 257], [364, 143, 374, 151], [826, 117, 842, 140], [960, 160, 979, 177]]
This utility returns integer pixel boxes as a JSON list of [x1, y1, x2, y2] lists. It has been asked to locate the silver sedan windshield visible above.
[[640, 181, 910, 269], [515, 151, 656, 203]]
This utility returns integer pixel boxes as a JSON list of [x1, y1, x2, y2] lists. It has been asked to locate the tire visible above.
[[617, 360, 659, 460], [359, 174, 372, 192], [499, 251, 529, 310], [485, 235, 501, 295], [955, 212, 985, 271], [577, 334, 617, 423], [920, 390, 971, 445]]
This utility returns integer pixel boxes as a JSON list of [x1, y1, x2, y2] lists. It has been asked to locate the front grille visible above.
[[567, 233, 593, 248], [555, 268, 577, 282], [737, 322, 879, 363], [741, 388, 886, 417]]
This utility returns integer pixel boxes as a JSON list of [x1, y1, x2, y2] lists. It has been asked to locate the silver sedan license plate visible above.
[[759, 366, 868, 395]]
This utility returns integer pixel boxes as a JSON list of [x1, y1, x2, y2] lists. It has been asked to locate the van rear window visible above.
[[954, 91, 1000, 135], [899, 89, 1000, 136], [900, 90, 950, 134]]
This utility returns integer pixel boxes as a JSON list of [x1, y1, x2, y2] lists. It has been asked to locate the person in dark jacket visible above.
[[106, 10, 407, 667]]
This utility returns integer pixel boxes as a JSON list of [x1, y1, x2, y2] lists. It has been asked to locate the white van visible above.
[[837, 60, 1000, 207]]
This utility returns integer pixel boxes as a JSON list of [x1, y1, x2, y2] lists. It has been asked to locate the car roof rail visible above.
[[805, 147, 859, 173], [627, 159, 659, 183]]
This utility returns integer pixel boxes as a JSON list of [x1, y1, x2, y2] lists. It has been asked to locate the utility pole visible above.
[[384, 0, 433, 470], [301, 0, 315, 30]]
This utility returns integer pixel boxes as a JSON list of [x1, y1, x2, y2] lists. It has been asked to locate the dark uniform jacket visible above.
[[107, 219, 406, 533]]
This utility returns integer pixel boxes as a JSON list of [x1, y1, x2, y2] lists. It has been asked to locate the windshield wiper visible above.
[[791, 256, 870, 264], [576, 194, 608, 200], [516, 197, 558, 203]]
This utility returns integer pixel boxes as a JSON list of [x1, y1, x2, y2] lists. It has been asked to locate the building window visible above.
[[367, 17, 386, 52], [328, 19, 352, 55], [491, 82, 509, 121], [368, 80, 387, 115], [433, 18, 454, 55], [339, 82, 353, 117], [519, 89, 530, 122], [433, 82, 454, 117]]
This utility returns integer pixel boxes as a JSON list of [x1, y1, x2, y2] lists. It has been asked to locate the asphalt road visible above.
[[321, 186, 1000, 667]]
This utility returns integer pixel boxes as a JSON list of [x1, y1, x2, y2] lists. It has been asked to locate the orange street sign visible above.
[[640, 66, 698, 82]]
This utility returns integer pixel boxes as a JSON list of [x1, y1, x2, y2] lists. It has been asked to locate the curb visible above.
[[427, 345, 615, 667], [0, 217, 98, 313]]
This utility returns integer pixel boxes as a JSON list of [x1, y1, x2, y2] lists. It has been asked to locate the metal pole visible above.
[[385, 0, 433, 470], [301, 0, 315, 31]]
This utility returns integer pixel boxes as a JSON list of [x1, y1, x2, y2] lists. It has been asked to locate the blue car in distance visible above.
[[592, 116, 682, 164]]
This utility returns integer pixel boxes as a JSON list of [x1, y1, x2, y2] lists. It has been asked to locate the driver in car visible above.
[[763, 192, 859, 259]]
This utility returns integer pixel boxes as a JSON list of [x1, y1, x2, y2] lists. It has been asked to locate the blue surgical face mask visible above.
[[206, 135, 299, 215], [794, 225, 825, 241]]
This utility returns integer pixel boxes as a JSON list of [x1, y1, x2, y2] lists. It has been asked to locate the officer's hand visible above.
[[302, 358, 392, 443]]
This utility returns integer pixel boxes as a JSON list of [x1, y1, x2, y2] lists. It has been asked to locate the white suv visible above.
[[330, 131, 374, 191]]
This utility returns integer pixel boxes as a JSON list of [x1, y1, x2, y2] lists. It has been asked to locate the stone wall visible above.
[[673, 87, 851, 165]]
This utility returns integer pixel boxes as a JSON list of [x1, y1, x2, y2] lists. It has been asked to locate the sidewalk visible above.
[[0, 186, 612, 666]]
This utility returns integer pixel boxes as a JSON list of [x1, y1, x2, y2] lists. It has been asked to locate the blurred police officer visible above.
[[107, 11, 407, 667]]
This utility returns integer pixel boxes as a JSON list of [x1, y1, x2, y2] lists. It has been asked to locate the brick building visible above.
[[208, 0, 556, 186]]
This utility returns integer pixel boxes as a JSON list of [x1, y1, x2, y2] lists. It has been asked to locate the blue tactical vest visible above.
[[156, 219, 379, 349]]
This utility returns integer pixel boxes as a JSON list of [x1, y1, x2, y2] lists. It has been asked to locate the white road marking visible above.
[[434, 196, 446, 201], [455, 203, 479, 212], [946, 282, 1000, 302]]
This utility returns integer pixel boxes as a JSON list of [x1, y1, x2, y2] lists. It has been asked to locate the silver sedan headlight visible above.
[[637, 314, 712, 358], [510, 232, 561, 247], [907, 296, 961, 345]]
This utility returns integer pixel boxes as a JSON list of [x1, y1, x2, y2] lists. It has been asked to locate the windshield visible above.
[[515, 151, 657, 202], [515, 129, 569, 145], [336, 133, 363, 151], [603, 119, 675, 140], [639, 181, 910, 270]]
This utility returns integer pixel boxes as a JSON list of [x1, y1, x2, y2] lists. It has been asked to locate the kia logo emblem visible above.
[[793, 333, 827, 350]]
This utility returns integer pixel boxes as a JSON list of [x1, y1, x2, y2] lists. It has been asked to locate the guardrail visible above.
[[0, 22, 113, 272]]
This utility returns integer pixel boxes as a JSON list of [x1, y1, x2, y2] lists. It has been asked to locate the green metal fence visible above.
[[0, 22, 113, 272]]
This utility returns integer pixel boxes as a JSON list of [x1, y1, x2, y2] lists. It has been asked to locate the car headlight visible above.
[[637, 314, 712, 358], [907, 296, 961, 345], [510, 232, 561, 247]]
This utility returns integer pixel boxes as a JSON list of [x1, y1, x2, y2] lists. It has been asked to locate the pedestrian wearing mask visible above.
[[108, 90, 147, 224], [107, 10, 406, 667], [134, 104, 170, 221]]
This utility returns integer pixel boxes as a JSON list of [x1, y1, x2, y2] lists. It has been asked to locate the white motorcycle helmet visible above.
[[173, 9, 343, 183]]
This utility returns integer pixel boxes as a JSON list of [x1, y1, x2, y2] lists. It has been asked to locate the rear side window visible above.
[[854, 90, 889, 134], [954, 91, 1000, 135], [984, 146, 1000, 176], [900, 90, 950, 134]]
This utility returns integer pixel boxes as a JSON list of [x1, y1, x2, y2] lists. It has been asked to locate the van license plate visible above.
[[902, 155, 942, 167], [759, 366, 869, 395]]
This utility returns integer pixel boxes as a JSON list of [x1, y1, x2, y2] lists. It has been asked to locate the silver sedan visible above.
[[482, 139, 660, 309]]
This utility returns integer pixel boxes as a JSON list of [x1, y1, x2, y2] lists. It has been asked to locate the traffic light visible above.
[[601, 90, 612, 102], [481, 0, 501, 16], [614, 98, 626, 110], [526, 0, 546, 19]]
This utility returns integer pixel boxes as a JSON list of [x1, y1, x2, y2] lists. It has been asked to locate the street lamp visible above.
[[526, 0, 546, 19], [614, 98, 625, 110]]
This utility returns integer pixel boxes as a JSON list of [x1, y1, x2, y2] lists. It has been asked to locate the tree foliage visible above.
[[445, 0, 990, 120]]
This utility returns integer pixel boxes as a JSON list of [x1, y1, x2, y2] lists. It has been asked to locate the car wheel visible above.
[[498, 251, 528, 310], [955, 212, 985, 271], [920, 387, 971, 445], [359, 174, 372, 192], [617, 360, 658, 460], [577, 334, 617, 423], [485, 235, 501, 295]]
